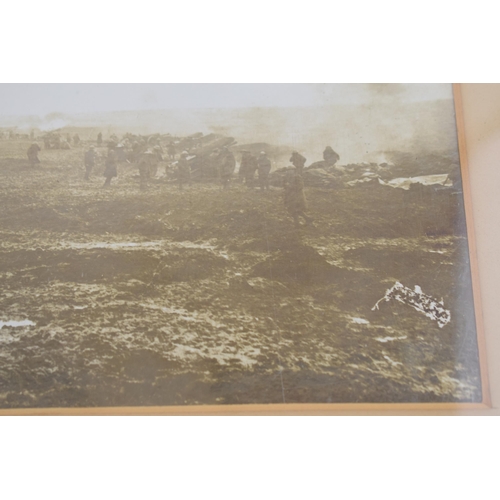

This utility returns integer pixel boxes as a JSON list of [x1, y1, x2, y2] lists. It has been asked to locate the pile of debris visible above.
[[270, 167, 341, 188]]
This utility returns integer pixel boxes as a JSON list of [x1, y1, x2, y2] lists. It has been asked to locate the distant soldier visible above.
[[97, 132, 103, 146], [323, 146, 340, 166], [218, 147, 236, 190], [130, 141, 142, 162], [73, 134, 81, 146], [151, 145, 163, 177], [27, 143, 41, 167], [177, 151, 191, 190], [29, 130, 35, 141], [167, 141, 177, 160], [239, 150, 258, 188], [257, 151, 272, 191], [103, 148, 118, 187], [138, 150, 154, 190], [284, 167, 313, 227], [43, 136, 51, 150], [290, 151, 307, 171], [84, 145, 97, 180]]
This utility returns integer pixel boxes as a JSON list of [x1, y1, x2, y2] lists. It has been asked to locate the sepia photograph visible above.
[[0, 83, 489, 412]]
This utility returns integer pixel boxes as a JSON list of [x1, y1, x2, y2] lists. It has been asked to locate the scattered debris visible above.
[[372, 282, 451, 328], [378, 174, 452, 190]]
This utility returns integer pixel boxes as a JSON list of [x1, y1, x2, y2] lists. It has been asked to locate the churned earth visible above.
[[0, 140, 482, 407]]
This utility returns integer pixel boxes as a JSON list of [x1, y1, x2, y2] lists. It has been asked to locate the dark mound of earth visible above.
[[251, 244, 354, 285]]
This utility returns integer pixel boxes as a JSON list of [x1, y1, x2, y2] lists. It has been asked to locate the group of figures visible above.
[[26, 134, 338, 228]]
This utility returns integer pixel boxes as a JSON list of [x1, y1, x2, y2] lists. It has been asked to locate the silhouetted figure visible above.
[[323, 146, 340, 166], [73, 134, 80, 146], [257, 151, 272, 191], [97, 132, 103, 146], [167, 141, 177, 160], [138, 151, 154, 190], [239, 151, 258, 188], [151, 146, 163, 177], [84, 146, 97, 180], [27, 143, 41, 167], [290, 151, 307, 170], [284, 167, 313, 227], [218, 147, 236, 190], [177, 151, 191, 190], [103, 149, 117, 187]]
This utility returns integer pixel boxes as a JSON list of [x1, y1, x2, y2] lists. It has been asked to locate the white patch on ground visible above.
[[62, 241, 162, 250], [171, 343, 260, 367], [383, 355, 403, 367], [59, 239, 230, 259], [376, 335, 408, 343], [0, 319, 36, 328], [350, 317, 370, 325]]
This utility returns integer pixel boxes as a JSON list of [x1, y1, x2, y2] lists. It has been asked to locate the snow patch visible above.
[[0, 319, 36, 329], [350, 317, 370, 325]]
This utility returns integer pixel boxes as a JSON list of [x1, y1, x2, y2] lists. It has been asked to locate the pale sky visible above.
[[0, 83, 452, 117]]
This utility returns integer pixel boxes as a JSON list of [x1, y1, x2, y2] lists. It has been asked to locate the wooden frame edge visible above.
[[0, 402, 492, 416], [453, 83, 492, 408]]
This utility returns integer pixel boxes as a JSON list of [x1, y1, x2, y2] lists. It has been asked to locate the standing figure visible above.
[[290, 151, 307, 170], [167, 141, 177, 160], [283, 167, 313, 227], [151, 145, 163, 177], [138, 150, 154, 190], [103, 148, 118, 187], [97, 132, 103, 146], [239, 151, 258, 188], [219, 147, 236, 190], [177, 151, 191, 190], [27, 143, 41, 167], [73, 134, 81, 146], [323, 146, 340, 166], [130, 141, 142, 162], [84, 145, 97, 180], [257, 151, 272, 191]]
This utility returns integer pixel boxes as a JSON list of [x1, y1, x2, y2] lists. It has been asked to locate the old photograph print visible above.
[[0, 83, 483, 408]]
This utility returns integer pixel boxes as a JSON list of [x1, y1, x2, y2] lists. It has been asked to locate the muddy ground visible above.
[[0, 140, 482, 407]]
